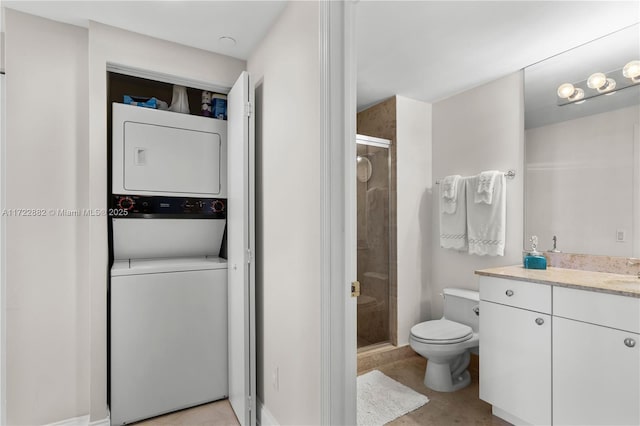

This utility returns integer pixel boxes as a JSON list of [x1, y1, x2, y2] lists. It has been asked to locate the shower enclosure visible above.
[[356, 134, 391, 349]]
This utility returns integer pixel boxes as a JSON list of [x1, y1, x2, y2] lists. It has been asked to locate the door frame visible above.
[[0, 71, 6, 426], [319, 1, 357, 425]]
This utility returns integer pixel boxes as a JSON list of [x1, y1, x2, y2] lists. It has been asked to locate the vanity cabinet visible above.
[[479, 277, 552, 425], [553, 287, 640, 426], [478, 273, 640, 426]]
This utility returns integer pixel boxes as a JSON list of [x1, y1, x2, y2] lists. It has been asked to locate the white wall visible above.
[[430, 72, 524, 318], [525, 105, 639, 257], [87, 21, 245, 422], [247, 2, 321, 424], [4, 9, 89, 425], [395, 96, 432, 345]]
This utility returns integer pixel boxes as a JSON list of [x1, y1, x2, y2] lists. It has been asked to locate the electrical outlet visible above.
[[616, 229, 626, 242], [272, 367, 279, 391]]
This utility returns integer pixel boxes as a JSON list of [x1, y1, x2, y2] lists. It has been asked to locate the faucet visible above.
[[548, 235, 561, 253]]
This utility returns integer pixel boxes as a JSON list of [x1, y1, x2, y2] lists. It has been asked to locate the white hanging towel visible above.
[[440, 175, 461, 214], [475, 170, 501, 204], [466, 173, 506, 256], [439, 177, 467, 250]]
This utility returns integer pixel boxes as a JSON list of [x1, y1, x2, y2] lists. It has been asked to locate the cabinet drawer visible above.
[[479, 276, 551, 314], [554, 286, 640, 333]]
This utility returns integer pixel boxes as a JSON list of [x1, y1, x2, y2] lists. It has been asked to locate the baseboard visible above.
[[492, 406, 531, 426], [43, 414, 109, 426], [257, 399, 279, 426], [44, 415, 90, 426], [89, 416, 110, 426]]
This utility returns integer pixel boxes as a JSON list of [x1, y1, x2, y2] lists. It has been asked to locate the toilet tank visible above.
[[443, 288, 480, 332]]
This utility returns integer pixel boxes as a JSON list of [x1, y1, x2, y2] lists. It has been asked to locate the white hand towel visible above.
[[441, 175, 461, 214], [475, 170, 500, 204], [440, 178, 467, 251], [466, 174, 506, 256]]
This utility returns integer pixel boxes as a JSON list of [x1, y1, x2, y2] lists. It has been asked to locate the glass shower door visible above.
[[356, 138, 390, 349]]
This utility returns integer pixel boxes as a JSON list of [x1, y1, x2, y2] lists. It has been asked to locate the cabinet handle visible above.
[[624, 338, 636, 348], [505, 289, 514, 297], [535, 318, 544, 326]]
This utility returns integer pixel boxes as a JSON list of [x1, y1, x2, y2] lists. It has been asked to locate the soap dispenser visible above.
[[524, 236, 547, 270]]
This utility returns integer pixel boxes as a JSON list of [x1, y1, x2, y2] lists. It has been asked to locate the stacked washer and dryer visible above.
[[109, 103, 229, 425]]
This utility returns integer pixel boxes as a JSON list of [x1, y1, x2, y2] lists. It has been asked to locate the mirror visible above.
[[524, 24, 640, 257]]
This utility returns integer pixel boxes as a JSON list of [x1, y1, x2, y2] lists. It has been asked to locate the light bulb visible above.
[[623, 60, 640, 80], [568, 87, 584, 102], [597, 78, 616, 93], [587, 72, 607, 89], [557, 83, 576, 99]]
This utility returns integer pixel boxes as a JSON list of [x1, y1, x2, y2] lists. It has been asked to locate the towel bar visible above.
[[435, 169, 516, 185]]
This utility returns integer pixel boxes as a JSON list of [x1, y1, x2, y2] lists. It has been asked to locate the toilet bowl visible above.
[[409, 288, 479, 392]]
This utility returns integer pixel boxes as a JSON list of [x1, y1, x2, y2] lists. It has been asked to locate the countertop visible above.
[[475, 265, 640, 298]]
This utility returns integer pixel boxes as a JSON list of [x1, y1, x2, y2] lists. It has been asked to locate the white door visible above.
[[227, 71, 256, 426]]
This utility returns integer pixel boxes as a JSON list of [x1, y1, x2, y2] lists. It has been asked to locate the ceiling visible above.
[[2, 1, 639, 112], [1, 1, 288, 60], [356, 1, 640, 110]]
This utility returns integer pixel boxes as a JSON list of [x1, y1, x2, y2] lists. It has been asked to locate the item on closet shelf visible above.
[[123, 95, 158, 109], [440, 177, 467, 251], [524, 236, 547, 269], [466, 173, 506, 256], [212, 94, 227, 120], [475, 170, 500, 204], [168, 85, 190, 114], [156, 99, 169, 110], [201, 91, 213, 117]]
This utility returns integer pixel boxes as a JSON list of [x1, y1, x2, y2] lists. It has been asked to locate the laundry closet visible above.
[[106, 70, 255, 426]]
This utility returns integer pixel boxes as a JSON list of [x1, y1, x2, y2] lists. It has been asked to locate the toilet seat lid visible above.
[[410, 319, 473, 344]]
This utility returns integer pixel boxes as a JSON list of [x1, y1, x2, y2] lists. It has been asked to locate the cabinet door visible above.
[[480, 300, 551, 425], [554, 317, 640, 426]]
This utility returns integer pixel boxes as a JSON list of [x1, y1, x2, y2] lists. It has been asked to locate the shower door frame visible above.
[[356, 134, 394, 349]]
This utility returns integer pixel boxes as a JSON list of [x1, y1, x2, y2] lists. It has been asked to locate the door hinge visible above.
[[351, 281, 360, 297], [246, 248, 253, 264], [245, 102, 253, 117]]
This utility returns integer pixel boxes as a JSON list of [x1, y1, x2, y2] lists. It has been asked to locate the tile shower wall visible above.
[[357, 97, 397, 346]]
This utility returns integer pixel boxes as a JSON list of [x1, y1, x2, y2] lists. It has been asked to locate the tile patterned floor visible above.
[[131, 354, 510, 425], [371, 355, 511, 426], [133, 399, 239, 426]]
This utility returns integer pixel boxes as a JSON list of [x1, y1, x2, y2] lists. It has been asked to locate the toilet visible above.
[[409, 288, 480, 392]]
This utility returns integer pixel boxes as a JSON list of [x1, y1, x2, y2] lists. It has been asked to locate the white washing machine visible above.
[[110, 257, 228, 425], [110, 103, 230, 425], [110, 216, 229, 425]]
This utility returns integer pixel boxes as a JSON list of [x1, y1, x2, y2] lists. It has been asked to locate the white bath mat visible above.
[[357, 370, 429, 425]]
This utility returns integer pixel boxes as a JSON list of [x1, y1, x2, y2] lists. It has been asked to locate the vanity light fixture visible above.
[[623, 60, 640, 82], [557, 59, 640, 106]]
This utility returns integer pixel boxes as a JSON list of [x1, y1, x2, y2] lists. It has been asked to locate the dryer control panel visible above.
[[112, 194, 226, 219]]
